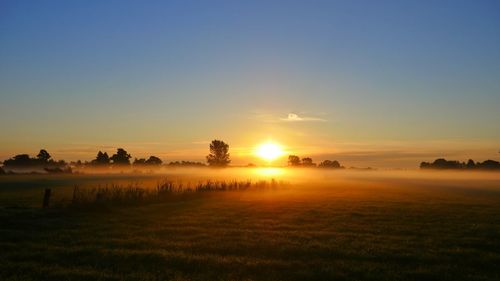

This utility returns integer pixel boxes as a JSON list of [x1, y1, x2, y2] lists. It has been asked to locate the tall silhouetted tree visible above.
[[206, 140, 230, 167], [37, 149, 51, 163], [91, 151, 110, 166], [466, 159, 476, 169], [110, 148, 131, 166], [288, 155, 301, 166]]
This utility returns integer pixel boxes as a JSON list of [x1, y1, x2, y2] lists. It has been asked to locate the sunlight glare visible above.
[[256, 142, 284, 162]]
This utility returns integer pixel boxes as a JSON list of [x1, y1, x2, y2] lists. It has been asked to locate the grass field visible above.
[[1, 169, 500, 280]]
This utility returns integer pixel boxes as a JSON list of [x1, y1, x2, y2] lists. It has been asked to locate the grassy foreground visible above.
[[1, 171, 500, 280]]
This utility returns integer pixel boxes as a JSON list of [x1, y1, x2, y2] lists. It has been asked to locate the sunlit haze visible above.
[[1, 2, 500, 280]]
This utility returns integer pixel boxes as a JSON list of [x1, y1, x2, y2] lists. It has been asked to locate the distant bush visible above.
[[44, 167, 72, 174], [420, 158, 463, 169], [301, 157, 316, 167], [288, 155, 344, 168], [420, 158, 500, 170], [288, 155, 301, 166], [318, 160, 345, 169], [133, 156, 163, 166], [145, 156, 162, 165], [168, 161, 206, 167]]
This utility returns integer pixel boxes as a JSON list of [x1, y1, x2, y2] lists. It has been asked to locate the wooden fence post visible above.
[[43, 188, 51, 208]]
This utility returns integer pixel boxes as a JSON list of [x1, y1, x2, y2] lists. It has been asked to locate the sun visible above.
[[256, 142, 284, 162]]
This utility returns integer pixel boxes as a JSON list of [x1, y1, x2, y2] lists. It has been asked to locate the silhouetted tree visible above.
[[476, 160, 500, 170], [91, 151, 110, 166], [110, 148, 131, 166], [134, 156, 162, 166], [0, 166, 5, 175], [37, 149, 51, 163], [466, 159, 476, 169], [301, 157, 316, 167], [420, 158, 463, 169], [145, 156, 162, 165], [2, 150, 68, 172], [133, 158, 146, 165], [3, 154, 33, 167], [420, 161, 430, 169], [288, 155, 301, 166], [206, 140, 230, 167], [319, 160, 344, 169], [71, 160, 83, 168]]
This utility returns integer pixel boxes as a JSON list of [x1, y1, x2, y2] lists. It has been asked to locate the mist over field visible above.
[[1, 168, 499, 207], [1, 169, 500, 280]]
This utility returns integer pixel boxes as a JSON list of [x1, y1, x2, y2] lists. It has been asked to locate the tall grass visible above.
[[71, 179, 286, 206]]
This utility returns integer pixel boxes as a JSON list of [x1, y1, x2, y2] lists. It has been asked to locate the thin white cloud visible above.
[[249, 111, 327, 123], [280, 113, 326, 122]]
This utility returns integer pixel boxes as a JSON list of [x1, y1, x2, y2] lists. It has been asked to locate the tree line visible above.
[[4, 140, 497, 173], [420, 158, 500, 170], [0, 140, 231, 173], [287, 155, 345, 169], [1, 149, 72, 173], [0, 140, 348, 173]]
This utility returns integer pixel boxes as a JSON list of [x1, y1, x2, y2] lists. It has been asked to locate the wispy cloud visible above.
[[249, 111, 328, 123], [280, 113, 326, 122]]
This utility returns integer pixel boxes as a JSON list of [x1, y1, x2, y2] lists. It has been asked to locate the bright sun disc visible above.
[[256, 142, 284, 161]]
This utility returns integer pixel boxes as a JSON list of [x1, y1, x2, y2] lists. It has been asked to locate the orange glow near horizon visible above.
[[254, 167, 285, 177]]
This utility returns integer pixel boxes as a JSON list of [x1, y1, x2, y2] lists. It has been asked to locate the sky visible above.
[[1, 0, 499, 168]]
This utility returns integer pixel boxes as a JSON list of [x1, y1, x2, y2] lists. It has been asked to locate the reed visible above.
[[71, 179, 286, 206]]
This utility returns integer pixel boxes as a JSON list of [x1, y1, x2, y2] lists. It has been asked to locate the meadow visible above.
[[1, 169, 499, 280]]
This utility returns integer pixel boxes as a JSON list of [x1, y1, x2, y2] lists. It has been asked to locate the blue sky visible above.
[[1, 0, 499, 167]]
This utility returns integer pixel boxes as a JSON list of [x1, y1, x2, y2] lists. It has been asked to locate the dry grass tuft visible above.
[[71, 179, 287, 206]]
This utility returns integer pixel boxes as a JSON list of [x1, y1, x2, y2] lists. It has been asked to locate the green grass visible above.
[[1, 171, 500, 280]]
